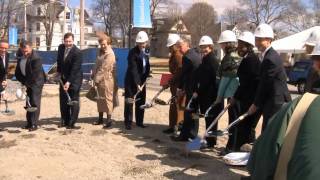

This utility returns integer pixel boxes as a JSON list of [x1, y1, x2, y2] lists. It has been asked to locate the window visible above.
[[66, 12, 71, 19], [36, 37, 40, 47], [67, 25, 72, 32], [77, 41, 80, 46], [36, 23, 40, 31], [37, 7, 41, 16], [84, 28, 88, 33]]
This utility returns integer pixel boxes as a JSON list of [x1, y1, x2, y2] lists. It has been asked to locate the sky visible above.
[[68, 0, 239, 15]]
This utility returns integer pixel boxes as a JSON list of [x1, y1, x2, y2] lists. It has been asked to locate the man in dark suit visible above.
[[248, 24, 291, 132], [15, 41, 45, 131], [0, 41, 9, 95], [171, 37, 202, 141], [124, 31, 150, 130], [57, 33, 83, 129]]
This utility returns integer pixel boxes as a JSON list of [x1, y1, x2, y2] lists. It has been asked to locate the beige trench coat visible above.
[[93, 47, 119, 114]]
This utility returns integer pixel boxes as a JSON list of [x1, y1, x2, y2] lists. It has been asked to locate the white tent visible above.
[[272, 26, 320, 53]]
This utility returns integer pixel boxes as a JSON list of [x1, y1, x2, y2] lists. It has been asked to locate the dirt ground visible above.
[[0, 81, 256, 180]]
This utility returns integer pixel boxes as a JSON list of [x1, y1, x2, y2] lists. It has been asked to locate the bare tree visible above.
[[183, 2, 218, 46], [33, 0, 63, 50], [238, 0, 289, 26], [0, 0, 19, 40], [150, 0, 168, 20], [91, 0, 116, 36], [221, 7, 248, 26], [166, 1, 183, 21], [112, 0, 130, 47]]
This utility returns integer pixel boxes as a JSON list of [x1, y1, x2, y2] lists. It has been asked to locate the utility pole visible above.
[[24, 0, 27, 40], [128, 0, 132, 48], [63, 0, 67, 38], [80, 0, 84, 49]]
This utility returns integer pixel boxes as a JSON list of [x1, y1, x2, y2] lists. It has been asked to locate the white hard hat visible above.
[[218, 30, 237, 43], [136, 31, 149, 43], [16, 88, 26, 100], [305, 29, 320, 46], [237, 31, 255, 46], [199, 35, 214, 46], [309, 43, 320, 56], [254, 23, 274, 39], [166, 34, 180, 47]]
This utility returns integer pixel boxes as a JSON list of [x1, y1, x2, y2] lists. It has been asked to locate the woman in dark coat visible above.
[[192, 36, 222, 149]]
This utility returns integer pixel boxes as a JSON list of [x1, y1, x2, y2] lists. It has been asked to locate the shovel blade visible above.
[[185, 137, 202, 151], [207, 130, 228, 137], [25, 107, 38, 112], [1, 110, 15, 116]]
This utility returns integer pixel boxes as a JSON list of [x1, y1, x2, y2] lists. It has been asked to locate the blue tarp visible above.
[[35, 48, 129, 88]]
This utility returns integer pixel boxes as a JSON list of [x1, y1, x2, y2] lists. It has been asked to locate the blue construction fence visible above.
[[36, 48, 129, 88]]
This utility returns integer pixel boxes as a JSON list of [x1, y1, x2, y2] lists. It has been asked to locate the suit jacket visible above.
[[178, 48, 202, 94], [254, 47, 291, 108], [124, 46, 150, 95], [234, 51, 261, 105], [57, 44, 83, 90], [15, 51, 45, 88], [194, 51, 219, 101], [0, 52, 9, 92]]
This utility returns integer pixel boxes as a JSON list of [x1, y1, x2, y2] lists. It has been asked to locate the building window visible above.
[[37, 7, 41, 16], [36, 37, 40, 47], [36, 23, 41, 31], [84, 28, 88, 33], [77, 41, 80, 46], [66, 12, 71, 20], [67, 25, 72, 32]]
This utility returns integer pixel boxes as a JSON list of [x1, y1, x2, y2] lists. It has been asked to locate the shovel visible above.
[[0, 99, 15, 116], [59, 80, 79, 106], [208, 112, 249, 137], [24, 95, 38, 112], [185, 103, 231, 152], [91, 81, 105, 100], [140, 87, 166, 109], [125, 80, 148, 104], [185, 95, 196, 111]]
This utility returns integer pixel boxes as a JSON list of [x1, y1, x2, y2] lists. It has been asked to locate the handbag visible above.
[[86, 86, 97, 102]]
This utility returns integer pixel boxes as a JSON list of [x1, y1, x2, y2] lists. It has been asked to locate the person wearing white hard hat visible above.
[[162, 34, 185, 134], [305, 28, 320, 54], [227, 31, 261, 151], [171, 37, 202, 142], [192, 35, 222, 149], [216, 30, 241, 155], [307, 43, 320, 93], [124, 31, 151, 130], [305, 29, 320, 94], [247, 23, 291, 132]]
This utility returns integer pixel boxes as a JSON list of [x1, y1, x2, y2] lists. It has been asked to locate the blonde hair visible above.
[[96, 32, 112, 45]]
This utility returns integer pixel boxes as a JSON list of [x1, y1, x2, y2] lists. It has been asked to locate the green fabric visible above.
[[248, 96, 320, 180], [217, 77, 239, 98], [218, 51, 241, 78]]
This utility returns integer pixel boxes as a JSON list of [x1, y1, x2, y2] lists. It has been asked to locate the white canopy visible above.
[[272, 26, 320, 53]]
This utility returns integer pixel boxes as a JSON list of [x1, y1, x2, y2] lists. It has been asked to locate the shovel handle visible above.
[[204, 103, 231, 136]]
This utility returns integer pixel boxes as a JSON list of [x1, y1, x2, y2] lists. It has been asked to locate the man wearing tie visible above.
[[124, 31, 150, 130], [0, 41, 9, 96], [15, 41, 45, 131], [56, 33, 83, 129]]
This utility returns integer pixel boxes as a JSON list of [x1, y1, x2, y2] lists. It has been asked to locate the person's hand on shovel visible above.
[[137, 84, 143, 92], [248, 104, 257, 115], [1, 80, 7, 89], [63, 82, 70, 91]]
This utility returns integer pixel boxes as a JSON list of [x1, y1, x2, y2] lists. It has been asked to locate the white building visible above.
[[15, 1, 98, 50]]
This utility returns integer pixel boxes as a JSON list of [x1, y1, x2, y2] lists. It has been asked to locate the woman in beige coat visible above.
[[92, 34, 118, 128]]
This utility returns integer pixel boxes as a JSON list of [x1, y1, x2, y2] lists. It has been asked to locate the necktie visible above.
[[1, 56, 4, 68], [64, 48, 70, 61]]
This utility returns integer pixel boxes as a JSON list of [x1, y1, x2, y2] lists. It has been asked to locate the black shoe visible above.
[[103, 120, 112, 129], [66, 125, 80, 130], [240, 176, 251, 180], [28, 125, 38, 131], [162, 128, 174, 134], [137, 124, 148, 128], [93, 119, 103, 125], [23, 124, 31, 129], [170, 135, 188, 142], [125, 124, 132, 130], [218, 148, 232, 156]]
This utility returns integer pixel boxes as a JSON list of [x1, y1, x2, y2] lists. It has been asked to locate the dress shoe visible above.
[[240, 176, 251, 180], [125, 125, 132, 130], [66, 125, 80, 130], [28, 125, 38, 131], [170, 135, 188, 142], [162, 128, 174, 134], [137, 124, 148, 128], [103, 120, 112, 129], [218, 148, 232, 156], [93, 118, 103, 125], [23, 124, 31, 129]]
